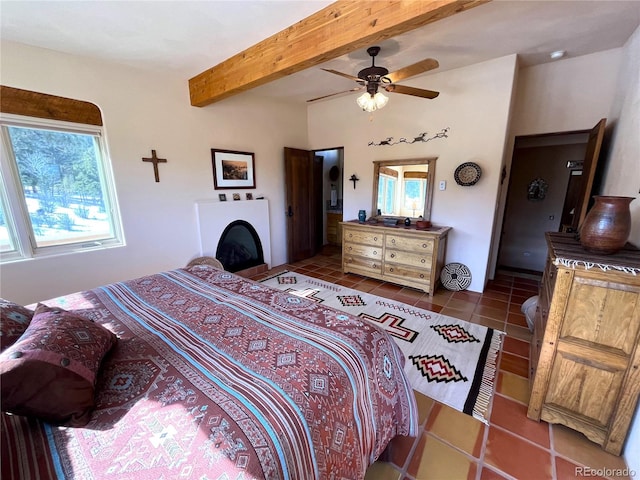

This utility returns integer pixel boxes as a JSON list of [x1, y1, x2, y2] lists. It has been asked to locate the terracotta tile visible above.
[[452, 290, 481, 303], [426, 403, 485, 458], [513, 287, 538, 297], [479, 297, 509, 310], [485, 284, 512, 294], [480, 467, 512, 480], [336, 278, 359, 288], [446, 298, 480, 312], [484, 427, 552, 480], [430, 291, 453, 306], [407, 433, 479, 480], [365, 461, 402, 480], [502, 336, 529, 358], [552, 424, 630, 473], [555, 457, 609, 480], [474, 304, 508, 321], [490, 395, 550, 448], [510, 294, 530, 306], [414, 390, 435, 425], [470, 314, 505, 331], [499, 352, 529, 378], [504, 324, 533, 342], [415, 301, 442, 313], [507, 312, 529, 328], [481, 290, 511, 302], [496, 371, 530, 404]]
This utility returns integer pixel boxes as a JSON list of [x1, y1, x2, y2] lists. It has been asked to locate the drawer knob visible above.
[[374, 236, 378, 241], [373, 250, 377, 255], [422, 243, 427, 248], [421, 259, 425, 263], [419, 274, 424, 278], [348, 246, 352, 251], [392, 239, 396, 243], [372, 263, 377, 268], [389, 268, 394, 272], [390, 253, 395, 258]]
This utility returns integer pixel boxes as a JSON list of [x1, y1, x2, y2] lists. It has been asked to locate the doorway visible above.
[[497, 119, 606, 273], [284, 146, 344, 263]]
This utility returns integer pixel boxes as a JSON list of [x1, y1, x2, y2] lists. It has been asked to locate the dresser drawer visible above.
[[343, 243, 382, 259], [343, 229, 383, 246], [385, 234, 434, 253], [383, 263, 430, 283], [344, 255, 382, 274], [385, 249, 431, 267]]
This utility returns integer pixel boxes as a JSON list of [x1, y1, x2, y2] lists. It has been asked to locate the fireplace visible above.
[[216, 220, 264, 273], [195, 199, 271, 276]]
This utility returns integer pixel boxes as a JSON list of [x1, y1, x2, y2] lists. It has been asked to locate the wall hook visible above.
[[349, 174, 359, 189]]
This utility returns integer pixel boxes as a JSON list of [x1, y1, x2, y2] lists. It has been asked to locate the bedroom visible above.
[[1, 0, 639, 478]]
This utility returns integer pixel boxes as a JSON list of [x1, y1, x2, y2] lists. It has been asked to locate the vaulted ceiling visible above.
[[2, 1, 639, 107]]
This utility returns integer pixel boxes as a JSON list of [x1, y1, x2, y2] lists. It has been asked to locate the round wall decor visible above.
[[454, 162, 482, 186], [440, 262, 472, 291]]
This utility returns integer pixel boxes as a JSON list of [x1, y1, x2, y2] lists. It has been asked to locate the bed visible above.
[[0, 264, 418, 479]]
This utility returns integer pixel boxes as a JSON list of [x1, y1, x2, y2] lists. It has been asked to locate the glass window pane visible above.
[[0, 201, 15, 253], [6, 126, 114, 248]]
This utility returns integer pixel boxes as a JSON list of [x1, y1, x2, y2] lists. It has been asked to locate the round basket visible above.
[[440, 262, 472, 291], [186, 256, 224, 270]]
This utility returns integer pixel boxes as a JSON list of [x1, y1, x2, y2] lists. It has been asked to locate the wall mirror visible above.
[[371, 158, 437, 220]]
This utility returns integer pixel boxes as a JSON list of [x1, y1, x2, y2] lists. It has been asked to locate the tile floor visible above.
[[251, 246, 632, 480]]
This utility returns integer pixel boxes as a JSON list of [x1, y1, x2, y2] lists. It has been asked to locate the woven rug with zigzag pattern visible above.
[[260, 270, 504, 424]]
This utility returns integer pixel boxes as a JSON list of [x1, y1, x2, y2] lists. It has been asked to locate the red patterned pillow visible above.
[[0, 299, 34, 352], [0, 304, 117, 426]]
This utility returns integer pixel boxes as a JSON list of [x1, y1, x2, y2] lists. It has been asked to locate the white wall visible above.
[[308, 55, 518, 292], [0, 41, 308, 304]]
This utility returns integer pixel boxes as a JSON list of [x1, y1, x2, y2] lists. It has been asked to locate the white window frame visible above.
[[0, 113, 124, 263]]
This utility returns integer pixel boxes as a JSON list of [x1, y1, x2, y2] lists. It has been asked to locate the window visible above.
[[377, 174, 397, 215], [0, 114, 123, 262]]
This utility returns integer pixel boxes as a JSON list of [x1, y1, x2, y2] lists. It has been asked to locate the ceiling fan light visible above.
[[356, 91, 388, 112], [356, 92, 374, 111], [374, 92, 388, 109]]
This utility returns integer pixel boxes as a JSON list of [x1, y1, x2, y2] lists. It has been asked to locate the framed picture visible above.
[[246, 193, 253, 200], [218, 193, 227, 201], [211, 149, 256, 189], [232, 193, 241, 201]]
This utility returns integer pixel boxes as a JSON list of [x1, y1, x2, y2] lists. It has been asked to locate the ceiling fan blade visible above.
[[321, 68, 363, 83], [386, 58, 439, 83], [385, 84, 439, 99], [307, 87, 363, 103]]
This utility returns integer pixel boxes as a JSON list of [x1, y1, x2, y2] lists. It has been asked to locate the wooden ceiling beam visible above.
[[188, 0, 489, 107]]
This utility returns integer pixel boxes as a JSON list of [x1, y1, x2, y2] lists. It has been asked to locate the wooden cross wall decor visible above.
[[142, 149, 167, 182]]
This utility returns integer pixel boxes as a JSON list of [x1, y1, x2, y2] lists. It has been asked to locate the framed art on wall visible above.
[[211, 149, 256, 189]]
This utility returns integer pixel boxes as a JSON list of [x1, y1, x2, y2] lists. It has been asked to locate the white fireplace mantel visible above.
[[195, 198, 271, 268]]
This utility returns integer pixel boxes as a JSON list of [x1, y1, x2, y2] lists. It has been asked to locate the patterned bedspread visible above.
[[1, 266, 418, 479]]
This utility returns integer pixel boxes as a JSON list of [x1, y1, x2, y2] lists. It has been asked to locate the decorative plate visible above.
[[454, 162, 482, 186], [440, 263, 472, 291]]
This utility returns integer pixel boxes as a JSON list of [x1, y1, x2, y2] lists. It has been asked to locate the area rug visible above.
[[260, 271, 504, 424]]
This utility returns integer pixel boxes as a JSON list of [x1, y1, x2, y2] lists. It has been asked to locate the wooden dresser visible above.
[[326, 212, 343, 245], [528, 232, 640, 455], [341, 221, 450, 296]]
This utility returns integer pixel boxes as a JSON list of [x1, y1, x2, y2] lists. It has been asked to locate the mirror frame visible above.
[[371, 157, 437, 221]]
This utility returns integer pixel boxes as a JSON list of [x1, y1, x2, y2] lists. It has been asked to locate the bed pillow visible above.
[[0, 303, 117, 426], [0, 299, 34, 352]]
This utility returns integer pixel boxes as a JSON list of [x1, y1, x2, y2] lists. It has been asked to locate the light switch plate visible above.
[[439, 180, 446, 191]]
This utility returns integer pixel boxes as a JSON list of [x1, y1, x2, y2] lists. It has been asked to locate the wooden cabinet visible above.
[[326, 213, 343, 245], [341, 221, 450, 295], [528, 232, 640, 455]]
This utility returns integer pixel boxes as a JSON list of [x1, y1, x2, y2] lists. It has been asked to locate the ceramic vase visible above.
[[358, 210, 366, 223], [579, 196, 634, 254]]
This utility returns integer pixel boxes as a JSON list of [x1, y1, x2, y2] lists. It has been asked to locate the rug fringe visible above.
[[472, 330, 504, 424]]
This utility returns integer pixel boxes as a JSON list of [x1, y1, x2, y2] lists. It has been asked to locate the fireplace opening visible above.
[[216, 220, 265, 273]]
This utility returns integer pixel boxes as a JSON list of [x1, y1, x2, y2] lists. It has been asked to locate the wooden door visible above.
[[284, 147, 322, 263], [574, 118, 606, 230]]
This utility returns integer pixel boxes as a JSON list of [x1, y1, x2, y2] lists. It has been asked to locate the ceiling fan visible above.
[[307, 46, 440, 111]]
